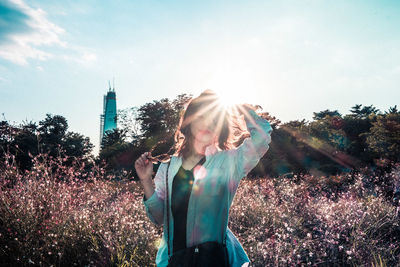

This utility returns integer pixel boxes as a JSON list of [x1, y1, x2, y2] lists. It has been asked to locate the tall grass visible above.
[[1, 151, 399, 266]]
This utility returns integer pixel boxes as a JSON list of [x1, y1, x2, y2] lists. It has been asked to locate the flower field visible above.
[[1, 152, 399, 266]]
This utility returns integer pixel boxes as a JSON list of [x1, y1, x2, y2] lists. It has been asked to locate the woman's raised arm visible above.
[[227, 107, 273, 182]]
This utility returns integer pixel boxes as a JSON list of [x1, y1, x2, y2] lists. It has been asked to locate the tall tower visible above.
[[100, 80, 117, 147]]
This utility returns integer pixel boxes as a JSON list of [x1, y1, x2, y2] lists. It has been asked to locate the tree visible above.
[[63, 132, 94, 159], [137, 99, 172, 139], [0, 120, 19, 151], [117, 107, 141, 145], [350, 104, 379, 119], [341, 105, 380, 165], [38, 114, 69, 158], [385, 105, 399, 115], [10, 122, 39, 171], [135, 94, 191, 153], [1, 114, 95, 173], [365, 113, 400, 162], [100, 128, 128, 150], [265, 120, 310, 176], [313, 109, 342, 120], [99, 128, 131, 172], [95, 93, 192, 178]]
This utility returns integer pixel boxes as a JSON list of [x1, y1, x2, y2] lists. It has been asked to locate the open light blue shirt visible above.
[[142, 109, 273, 267]]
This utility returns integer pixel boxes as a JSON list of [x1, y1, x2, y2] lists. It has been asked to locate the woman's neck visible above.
[[187, 151, 205, 161]]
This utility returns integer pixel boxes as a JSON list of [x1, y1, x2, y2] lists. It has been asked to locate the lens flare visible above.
[[193, 165, 207, 180]]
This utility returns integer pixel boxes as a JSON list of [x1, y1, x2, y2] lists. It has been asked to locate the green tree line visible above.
[[1, 95, 399, 179]]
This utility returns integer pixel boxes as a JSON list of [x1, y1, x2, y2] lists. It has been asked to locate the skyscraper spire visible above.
[[100, 82, 117, 147]]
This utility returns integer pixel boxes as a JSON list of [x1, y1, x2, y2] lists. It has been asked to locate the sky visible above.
[[1, 0, 399, 157]]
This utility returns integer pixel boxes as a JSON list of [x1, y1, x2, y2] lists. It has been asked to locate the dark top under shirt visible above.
[[171, 156, 206, 253]]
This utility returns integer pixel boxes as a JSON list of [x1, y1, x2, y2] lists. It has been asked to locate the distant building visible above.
[[100, 82, 117, 147]]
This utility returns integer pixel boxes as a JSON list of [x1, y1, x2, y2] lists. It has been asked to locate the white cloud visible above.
[[59, 45, 98, 67], [0, 0, 96, 67], [0, 0, 66, 65]]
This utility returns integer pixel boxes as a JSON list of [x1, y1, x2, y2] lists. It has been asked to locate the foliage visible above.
[[2, 98, 399, 179], [1, 150, 399, 266], [312, 109, 341, 121], [252, 104, 400, 178], [0, 152, 158, 266], [0, 114, 94, 173], [116, 107, 141, 145], [98, 94, 192, 178], [365, 113, 400, 162], [229, 165, 400, 266]]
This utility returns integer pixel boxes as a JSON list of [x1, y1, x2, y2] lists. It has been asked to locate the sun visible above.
[[212, 88, 243, 109], [208, 88, 254, 117]]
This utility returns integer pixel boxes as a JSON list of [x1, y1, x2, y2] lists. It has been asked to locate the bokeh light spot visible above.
[[193, 165, 207, 180]]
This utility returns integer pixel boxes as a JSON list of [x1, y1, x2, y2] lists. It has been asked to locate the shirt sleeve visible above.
[[227, 109, 273, 182], [142, 161, 168, 226]]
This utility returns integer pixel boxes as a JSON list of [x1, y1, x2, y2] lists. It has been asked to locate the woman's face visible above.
[[190, 112, 220, 146]]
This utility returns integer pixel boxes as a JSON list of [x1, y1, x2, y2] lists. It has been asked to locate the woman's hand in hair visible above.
[[234, 103, 261, 125], [135, 152, 154, 182], [235, 103, 258, 117]]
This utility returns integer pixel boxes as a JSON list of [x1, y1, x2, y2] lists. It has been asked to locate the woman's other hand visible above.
[[135, 152, 154, 181]]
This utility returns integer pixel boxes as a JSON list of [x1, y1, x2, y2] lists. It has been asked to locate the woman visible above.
[[135, 90, 273, 267]]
